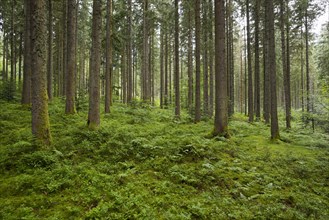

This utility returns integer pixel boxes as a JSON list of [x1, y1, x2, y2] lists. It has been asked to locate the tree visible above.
[[254, 0, 261, 120], [105, 0, 112, 113], [65, 0, 77, 114], [47, 0, 53, 101], [247, 0, 253, 122], [88, 0, 102, 129], [30, 0, 52, 145], [280, 0, 291, 129], [22, 0, 31, 105], [127, 0, 133, 103], [195, 0, 201, 123], [213, 0, 228, 137], [174, 0, 180, 118], [266, 0, 280, 139]]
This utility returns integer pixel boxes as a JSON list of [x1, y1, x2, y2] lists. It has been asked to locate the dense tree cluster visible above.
[[0, 0, 327, 144]]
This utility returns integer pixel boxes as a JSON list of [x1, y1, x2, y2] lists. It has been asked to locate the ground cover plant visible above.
[[0, 99, 328, 219]]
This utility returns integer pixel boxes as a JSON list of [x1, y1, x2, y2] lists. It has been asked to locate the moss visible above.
[[0, 99, 329, 219]]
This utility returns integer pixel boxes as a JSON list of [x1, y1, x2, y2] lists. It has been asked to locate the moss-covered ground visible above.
[[0, 99, 328, 219]]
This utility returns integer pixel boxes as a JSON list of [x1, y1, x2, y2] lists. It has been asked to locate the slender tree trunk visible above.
[[142, 0, 149, 101], [105, 0, 112, 113], [254, 0, 261, 120], [301, 27, 304, 112], [247, 0, 253, 122], [305, 9, 310, 113], [122, 48, 127, 103], [88, 0, 102, 129], [280, 0, 291, 129], [31, 0, 52, 145], [229, 0, 234, 117], [47, 0, 53, 101], [188, 4, 193, 112], [263, 2, 270, 124], [160, 27, 164, 108], [209, 0, 214, 117], [65, 0, 77, 114], [18, 32, 23, 85], [62, 0, 67, 96], [203, 1, 209, 116], [2, 32, 5, 82], [174, 0, 180, 118], [127, 0, 133, 103], [266, 0, 280, 139], [195, 0, 201, 122], [10, 0, 15, 93], [22, 0, 31, 104], [164, 32, 168, 107], [214, 0, 228, 136]]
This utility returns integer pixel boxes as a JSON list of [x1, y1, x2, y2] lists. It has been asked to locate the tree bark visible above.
[[266, 0, 280, 139], [195, 0, 201, 122], [254, 0, 261, 120], [88, 0, 102, 129], [174, 0, 180, 118], [31, 0, 52, 145], [213, 0, 228, 136], [127, 0, 133, 103], [65, 0, 77, 114], [280, 0, 291, 129], [22, 0, 32, 105], [203, 1, 209, 116], [305, 8, 310, 113], [105, 0, 112, 113], [47, 0, 53, 101], [188, 3, 193, 112], [247, 0, 254, 122], [208, 0, 214, 117]]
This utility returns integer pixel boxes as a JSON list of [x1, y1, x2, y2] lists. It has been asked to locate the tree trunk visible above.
[[88, 0, 102, 129], [174, 0, 180, 118], [105, 0, 112, 113], [47, 0, 53, 101], [65, 0, 77, 114], [208, 0, 214, 117], [254, 0, 261, 120], [164, 32, 168, 107], [305, 8, 310, 113], [263, 1, 270, 124], [127, 0, 133, 103], [31, 0, 52, 145], [213, 0, 228, 136], [160, 27, 164, 108], [266, 0, 280, 139], [280, 0, 291, 129], [22, 0, 32, 105], [203, 1, 209, 116], [195, 0, 201, 122], [188, 4, 193, 112], [142, 0, 149, 101], [247, 0, 253, 122]]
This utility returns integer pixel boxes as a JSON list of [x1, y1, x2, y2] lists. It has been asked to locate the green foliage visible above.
[[0, 81, 16, 101], [0, 100, 329, 219]]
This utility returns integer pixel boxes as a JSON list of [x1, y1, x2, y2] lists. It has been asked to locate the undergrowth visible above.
[[0, 99, 328, 219]]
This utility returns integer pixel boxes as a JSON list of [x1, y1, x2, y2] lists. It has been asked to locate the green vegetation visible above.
[[0, 99, 328, 219]]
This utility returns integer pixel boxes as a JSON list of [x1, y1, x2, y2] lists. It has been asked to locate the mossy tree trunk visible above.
[[31, 0, 52, 145]]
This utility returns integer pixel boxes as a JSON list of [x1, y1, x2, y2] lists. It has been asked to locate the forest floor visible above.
[[0, 99, 329, 219]]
